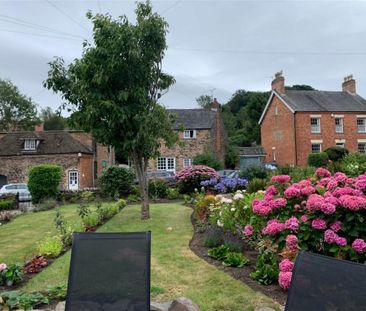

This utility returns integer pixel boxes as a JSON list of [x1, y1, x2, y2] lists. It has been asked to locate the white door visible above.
[[166, 157, 176, 173], [69, 170, 79, 190]]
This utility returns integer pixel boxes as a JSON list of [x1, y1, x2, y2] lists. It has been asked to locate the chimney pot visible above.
[[211, 98, 220, 110], [342, 74, 356, 95], [271, 71, 285, 94], [34, 123, 44, 132]]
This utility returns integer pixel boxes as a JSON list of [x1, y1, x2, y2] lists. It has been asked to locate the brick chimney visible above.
[[34, 123, 44, 132], [211, 98, 220, 111], [342, 74, 356, 95], [271, 71, 285, 94]]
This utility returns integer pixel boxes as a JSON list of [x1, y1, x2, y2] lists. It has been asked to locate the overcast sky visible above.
[[1, 0, 366, 113]]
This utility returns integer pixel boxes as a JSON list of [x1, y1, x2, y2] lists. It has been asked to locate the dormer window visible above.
[[183, 130, 196, 139], [24, 139, 36, 150]]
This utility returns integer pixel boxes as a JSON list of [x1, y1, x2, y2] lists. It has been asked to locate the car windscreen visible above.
[[5, 185, 17, 190], [16, 185, 28, 190]]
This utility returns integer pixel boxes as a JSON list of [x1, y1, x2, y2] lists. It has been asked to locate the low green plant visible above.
[[81, 191, 94, 203], [341, 152, 366, 177], [34, 198, 58, 212], [127, 194, 140, 203], [97, 204, 118, 222], [240, 165, 268, 181], [195, 220, 208, 233], [0, 263, 23, 286], [224, 240, 243, 253], [0, 291, 49, 311], [307, 152, 328, 167], [82, 212, 100, 227], [149, 179, 168, 199], [250, 249, 279, 285], [38, 236, 63, 258], [46, 284, 67, 300], [166, 188, 179, 200], [246, 178, 267, 193], [207, 245, 230, 261], [77, 203, 91, 218], [54, 210, 75, 247], [203, 225, 223, 247], [0, 199, 15, 210], [117, 199, 127, 211], [222, 252, 249, 268]]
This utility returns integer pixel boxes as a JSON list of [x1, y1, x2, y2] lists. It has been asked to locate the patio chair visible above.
[[285, 251, 366, 311], [65, 232, 151, 311]]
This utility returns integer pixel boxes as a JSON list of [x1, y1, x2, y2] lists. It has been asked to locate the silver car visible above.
[[0, 183, 32, 202]]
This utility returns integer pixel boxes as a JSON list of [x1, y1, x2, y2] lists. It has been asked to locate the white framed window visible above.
[[183, 130, 196, 139], [335, 117, 344, 133], [156, 157, 176, 172], [310, 118, 321, 133], [311, 143, 322, 153], [358, 143, 366, 154], [335, 142, 345, 148], [183, 158, 192, 167], [357, 118, 366, 133], [274, 107, 279, 115], [24, 139, 36, 150]]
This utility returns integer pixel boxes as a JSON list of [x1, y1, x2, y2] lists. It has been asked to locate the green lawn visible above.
[[22, 203, 279, 311]]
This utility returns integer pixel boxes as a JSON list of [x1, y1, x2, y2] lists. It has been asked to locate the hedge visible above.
[[307, 152, 328, 167]]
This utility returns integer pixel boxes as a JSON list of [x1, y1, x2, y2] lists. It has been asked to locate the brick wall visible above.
[[261, 95, 296, 166]]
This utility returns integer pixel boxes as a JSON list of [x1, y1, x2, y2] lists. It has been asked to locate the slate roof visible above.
[[237, 146, 266, 156], [277, 90, 366, 112], [167, 109, 217, 129], [0, 131, 93, 156]]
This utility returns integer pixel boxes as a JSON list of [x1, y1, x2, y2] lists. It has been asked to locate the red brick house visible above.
[[259, 72, 366, 166], [148, 100, 226, 173], [0, 129, 114, 189]]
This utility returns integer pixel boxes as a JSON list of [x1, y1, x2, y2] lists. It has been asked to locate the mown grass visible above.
[[23, 203, 279, 310]]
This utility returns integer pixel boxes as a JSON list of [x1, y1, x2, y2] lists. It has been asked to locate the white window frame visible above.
[[357, 118, 366, 133], [156, 157, 176, 172], [183, 130, 196, 139], [335, 117, 344, 133], [311, 143, 322, 153], [24, 139, 36, 150], [358, 143, 366, 154], [310, 118, 321, 133], [183, 158, 192, 168]]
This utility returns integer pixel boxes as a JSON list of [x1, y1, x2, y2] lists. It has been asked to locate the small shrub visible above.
[[240, 165, 268, 181], [54, 210, 75, 247], [0, 291, 49, 310], [99, 166, 134, 198], [149, 179, 168, 199], [46, 284, 67, 300], [307, 152, 328, 167], [195, 220, 208, 233], [130, 186, 141, 196], [203, 225, 224, 247], [28, 164, 62, 203], [0, 199, 15, 210], [23, 256, 48, 274], [207, 245, 229, 260], [38, 236, 63, 258], [0, 263, 23, 286], [117, 199, 127, 211], [97, 204, 118, 222], [82, 213, 100, 228], [166, 188, 179, 200], [81, 191, 94, 203], [250, 250, 279, 285], [195, 194, 216, 221], [324, 146, 349, 162], [341, 152, 366, 177], [193, 152, 223, 170], [224, 240, 243, 253], [246, 178, 267, 193], [34, 198, 57, 212], [222, 252, 249, 267]]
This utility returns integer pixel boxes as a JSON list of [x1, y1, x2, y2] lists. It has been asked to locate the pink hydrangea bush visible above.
[[175, 165, 219, 193]]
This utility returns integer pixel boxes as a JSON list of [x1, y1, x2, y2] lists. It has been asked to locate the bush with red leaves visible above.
[[23, 256, 48, 274]]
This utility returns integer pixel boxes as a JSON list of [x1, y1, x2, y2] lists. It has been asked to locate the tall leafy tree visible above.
[[44, 1, 176, 219], [41, 107, 67, 131], [0, 79, 39, 132], [196, 94, 213, 109]]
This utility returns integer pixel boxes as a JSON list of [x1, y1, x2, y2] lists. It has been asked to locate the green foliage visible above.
[[37, 236, 63, 258], [34, 198, 58, 212], [0, 198, 15, 210], [46, 284, 67, 300], [0, 291, 49, 311], [250, 249, 279, 285], [285, 84, 315, 90], [99, 166, 134, 198], [307, 152, 329, 167], [81, 191, 94, 203], [54, 210, 75, 247], [166, 188, 179, 200], [28, 164, 62, 204], [96, 204, 119, 222], [196, 94, 213, 109], [117, 199, 127, 211], [193, 152, 223, 170], [0, 263, 23, 286], [0, 79, 40, 132], [203, 225, 224, 247], [82, 213, 100, 228], [148, 179, 168, 199], [208, 245, 230, 260], [240, 165, 268, 181], [324, 146, 349, 162], [195, 194, 216, 221], [246, 178, 267, 194], [195, 220, 208, 233], [225, 146, 239, 169], [44, 2, 177, 219], [222, 252, 249, 267], [224, 240, 243, 253], [277, 165, 316, 182], [41, 106, 66, 131], [127, 194, 140, 203], [340, 152, 366, 177]]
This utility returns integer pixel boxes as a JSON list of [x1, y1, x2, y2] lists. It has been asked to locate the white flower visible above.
[[233, 193, 244, 200], [230, 208, 236, 212], [217, 219, 224, 227], [236, 190, 242, 194], [243, 205, 249, 210]]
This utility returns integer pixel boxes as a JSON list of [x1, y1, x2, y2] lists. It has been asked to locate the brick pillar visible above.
[[271, 71, 285, 94], [342, 75, 356, 95]]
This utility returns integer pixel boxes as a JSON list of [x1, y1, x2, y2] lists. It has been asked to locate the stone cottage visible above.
[[0, 128, 114, 189]]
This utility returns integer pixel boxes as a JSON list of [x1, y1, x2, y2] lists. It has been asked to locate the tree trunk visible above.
[[133, 155, 150, 219]]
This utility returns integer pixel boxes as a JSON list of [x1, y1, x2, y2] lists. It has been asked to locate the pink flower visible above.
[[243, 225, 253, 237], [334, 172, 347, 184], [339, 195, 366, 211], [265, 185, 278, 196], [286, 234, 298, 252], [300, 186, 316, 196], [262, 220, 285, 236], [0, 263, 7, 271], [279, 271, 292, 290], [355, 174, 366, 191], [306, 194, 324, 212], [324, 229, 337, 244], [252, 200, 272, 216], [319, 177, 331, 187], [326, 179, 338, 191], [300, 215, 309, 222], [270, 198, 287, 209], [352, 239, 366, 254], [335, 236, 347, 246], [330, 221, 342, 232], [279, 259, 294, 272], [284, 186, 301, 198], [311, 218, 327, 230], [320, 202, 336, 215], [271, 175, 291, 183], [332, 187, 362, 198], [298, 179, 311, 187], [316, 167, 331, 178], [285, 216, 299, 231]]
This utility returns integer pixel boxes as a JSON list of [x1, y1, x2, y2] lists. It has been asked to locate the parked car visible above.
[[227, 170, 240, 179], [0, 183, 32, 202], [134, 171, 175, 184], [217, 170, 236, 178]]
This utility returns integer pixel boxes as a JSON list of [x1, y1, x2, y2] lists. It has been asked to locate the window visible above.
[[183, 130, 196, 139], [310, 118, 321, 133], [336, 142, 345, 148], [358, 143, 366, 154], [156, 157, 175, 172], [357, 118, 366, 133], [274, 107, 279, 115], [311, 143, 321, 153], [24, 139, 36, 150], [183, 158, 192, 167], [335, 117, 344, 133]]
